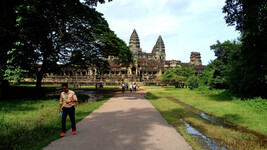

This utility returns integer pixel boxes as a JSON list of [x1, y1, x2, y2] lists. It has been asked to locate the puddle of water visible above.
[[45, 90, 105, 102], [199, 112, 226, 126], [74, 90, 96, 94], [74, 90, 104, 102], [181, 119, 227, 150], [45, 91, 61, 97]]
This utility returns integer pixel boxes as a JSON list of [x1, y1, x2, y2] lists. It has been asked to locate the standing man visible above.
[[59, 83, 78, 137], [130, 83, 133, 93], [95, 82, 98, 90], [122, 82, 125, 93]]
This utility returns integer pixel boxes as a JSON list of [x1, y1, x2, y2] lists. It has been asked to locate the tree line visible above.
[[0, 0, 133, 98], [161, 0, 267, 98]]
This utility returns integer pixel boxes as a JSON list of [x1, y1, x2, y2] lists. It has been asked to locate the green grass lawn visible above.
[[0, 85, 112, 150], [145, 86, 267, 150]]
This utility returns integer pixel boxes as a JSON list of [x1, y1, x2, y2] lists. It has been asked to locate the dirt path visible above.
[[44, 93, 192, 150]]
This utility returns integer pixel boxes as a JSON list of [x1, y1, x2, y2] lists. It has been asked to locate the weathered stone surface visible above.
[[189, 52, 202, 66]]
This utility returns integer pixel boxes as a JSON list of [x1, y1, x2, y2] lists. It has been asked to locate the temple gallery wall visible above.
[[25, 29, 205, 85]]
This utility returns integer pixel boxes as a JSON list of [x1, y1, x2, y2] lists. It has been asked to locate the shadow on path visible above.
[[44, 93, 191, 150]]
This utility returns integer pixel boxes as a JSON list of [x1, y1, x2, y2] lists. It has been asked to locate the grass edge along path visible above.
[[145, 86, 267, 136], [145, 86, 267, 150], [0, 96, 111, 150]]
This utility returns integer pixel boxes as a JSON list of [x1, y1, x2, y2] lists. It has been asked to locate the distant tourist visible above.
[[137, 83, 140, 90], [130, 83, 133, 92], [122, 83, 125, 93], [133, 83, 136, 91], [59, 83, 78, 137], [124, 82, 127, 91], [99, 83, 103, 88], [95, 82, 98, 90]]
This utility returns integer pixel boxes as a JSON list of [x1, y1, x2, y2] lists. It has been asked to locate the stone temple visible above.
[[37, 29, 204, 85]]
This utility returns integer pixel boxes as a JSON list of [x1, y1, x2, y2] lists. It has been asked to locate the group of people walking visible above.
[[122, 82, 139, 93]]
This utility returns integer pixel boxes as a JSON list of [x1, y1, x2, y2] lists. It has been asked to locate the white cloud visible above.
[[96, 0, 240, 65]]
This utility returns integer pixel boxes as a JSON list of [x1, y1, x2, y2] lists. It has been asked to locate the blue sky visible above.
[[95, 0, 240, 65]]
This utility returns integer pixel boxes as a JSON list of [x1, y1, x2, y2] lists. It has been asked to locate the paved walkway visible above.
[[44, 93, 192, 150]]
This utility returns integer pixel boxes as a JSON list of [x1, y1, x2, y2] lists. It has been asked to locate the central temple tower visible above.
[[129, 29, 142, 58], [152, 35, 166, 60]]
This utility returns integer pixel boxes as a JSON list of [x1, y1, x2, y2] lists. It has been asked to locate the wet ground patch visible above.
[[181, 118, 227, 150], [74, 90, 104, 102], [45, 88, 117, 102], [166, 96, 267, 149]]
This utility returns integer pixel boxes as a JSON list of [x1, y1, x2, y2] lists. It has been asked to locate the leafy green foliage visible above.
[[3, 42, 29, 84], [209, 40, 242, 89], [161, 65, 196, 88], [223, 0, 267, 98], [198, 64, 214, 89], [0, 0, 133, 88], [4, 66, 27, 85], [161, 68, 184, 83], [0, 0, 20, 81], [186, 76, 200, 89]]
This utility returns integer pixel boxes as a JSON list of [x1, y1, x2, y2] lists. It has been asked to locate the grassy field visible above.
[[145, 86, 267, 150], [0, 85, 113, 150], [1, 84, 266, 149]]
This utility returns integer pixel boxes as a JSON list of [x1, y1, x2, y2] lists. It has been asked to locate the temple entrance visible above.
[[131, 66, 136, 75]]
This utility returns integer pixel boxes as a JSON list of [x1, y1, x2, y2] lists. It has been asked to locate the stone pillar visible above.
[[128, 67, 132, 75], [159, 69, 162, 75]]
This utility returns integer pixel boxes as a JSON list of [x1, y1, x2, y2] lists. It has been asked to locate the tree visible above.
[[160, 68, 184, 87], [209, 40, 242, 89], [1, 0, 133, 89], [223, 0, 267, 97], [187, 76, 200, 90], [0, 0, 21, 98], [161, 65, 196, 88], [198, 64, 214, 89]]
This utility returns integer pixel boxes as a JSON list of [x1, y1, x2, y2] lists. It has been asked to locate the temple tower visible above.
[[189, 52, 202, 65], [152, 35, 166, 60], [129, 29, 142, 58]]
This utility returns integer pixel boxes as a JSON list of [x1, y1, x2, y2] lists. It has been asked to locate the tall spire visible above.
[[152, 35, 165, 54], [129, 29, 140, 51]]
